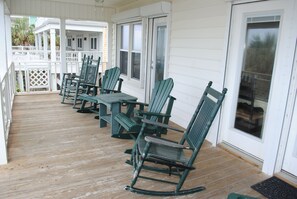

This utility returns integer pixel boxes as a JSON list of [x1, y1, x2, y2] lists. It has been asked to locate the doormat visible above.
[[251, 176, 297, 199]]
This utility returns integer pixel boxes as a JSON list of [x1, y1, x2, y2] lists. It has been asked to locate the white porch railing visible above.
[[14, 60, 104, 93], [0, 63, 15, 163], [12, 49, 103, 62]]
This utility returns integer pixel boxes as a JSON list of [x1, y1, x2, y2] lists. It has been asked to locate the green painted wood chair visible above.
[[125, 81, 227, 196], [72, 57, 101, 108], [62, 56, 100, 108], [59, 54, 88, 97], [77, 66, 123, 113], [114, 78, 175, 139], [227, 193, 258, 199]]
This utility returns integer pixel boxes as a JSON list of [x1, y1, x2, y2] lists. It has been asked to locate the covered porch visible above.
[[0, 93, 267, 198]]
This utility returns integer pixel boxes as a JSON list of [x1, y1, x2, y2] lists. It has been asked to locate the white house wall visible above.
[[112, 0, 230, 144], [168, 0, 229, 143]]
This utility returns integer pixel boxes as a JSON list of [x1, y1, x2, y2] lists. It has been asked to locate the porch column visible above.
[[50, 29, 56, 61], [43, 31, 48, 60], [107, 22, 113, 69], [38, 33, 42, 50], [0, 0, 8, 165], [60, 19, 67, 85], [34, 34, 38, 50], [50, 29, 57, 91]]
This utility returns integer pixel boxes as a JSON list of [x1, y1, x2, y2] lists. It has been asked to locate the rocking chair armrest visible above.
[[142, 119, 185, 133], [145, 136, 190, 149]]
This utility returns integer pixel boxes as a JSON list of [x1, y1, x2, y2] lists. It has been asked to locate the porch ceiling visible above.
[[43, 0, 140, 8], [6, 0, 170, 22]]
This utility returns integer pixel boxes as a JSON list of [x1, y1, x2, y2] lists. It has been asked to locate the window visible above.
[[67, 38, 72, 47], [131, 24, 142, 79], [90, 37, 97, 50], [77, 37, 82, 49], [119, 25, 129, 75], [118, 23, 142, 80]]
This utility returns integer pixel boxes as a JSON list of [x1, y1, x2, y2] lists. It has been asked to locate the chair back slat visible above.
[[186, 97, 216, 149], [80, 54, 92, 81], [102, 67, 121, 92], [84, 57, 100, 85], [147, 78, 174, 114]]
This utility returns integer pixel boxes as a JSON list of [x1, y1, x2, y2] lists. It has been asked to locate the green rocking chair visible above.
[[62, 57, 100, 108], [125, 81, 227, 196], [60, 54, 89, 98], [114, 78, 176, 138]]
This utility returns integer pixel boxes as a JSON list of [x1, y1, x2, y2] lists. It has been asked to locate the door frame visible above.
[[275, 40, 297, 178], [219, 0, 297, 175], [145, 16, 170, 102]]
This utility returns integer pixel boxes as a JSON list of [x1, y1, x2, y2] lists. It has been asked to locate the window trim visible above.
[[67, 38, 72, 47], [117, 21, 143, 83], [77, 37, 83, 49], [90, 37, 97, 50]]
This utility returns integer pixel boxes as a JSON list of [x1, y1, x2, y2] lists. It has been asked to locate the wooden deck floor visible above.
[[0, 94, 268, 198]]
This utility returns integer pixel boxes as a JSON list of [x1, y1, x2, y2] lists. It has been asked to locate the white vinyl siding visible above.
[[168, 0, 229, 143]]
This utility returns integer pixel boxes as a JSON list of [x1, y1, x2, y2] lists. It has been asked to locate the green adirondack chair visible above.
[[77, 66, 123, 113], [114, 78, 175, 138], [125, 81, 227, 196]]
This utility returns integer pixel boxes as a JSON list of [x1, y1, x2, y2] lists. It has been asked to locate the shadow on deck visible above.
[[0, 93, 268, 198]]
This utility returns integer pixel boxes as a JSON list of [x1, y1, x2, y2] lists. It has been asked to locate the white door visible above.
[[220, 0, 296, 160], [147, 17, 168, 100], [282, 48, 297, 177], [283, 95, 297, 177]]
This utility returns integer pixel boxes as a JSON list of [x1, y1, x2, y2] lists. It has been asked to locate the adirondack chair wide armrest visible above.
[[136, 110, 171, 118], [142, 119, 185, 133], [145, 136, 190, 149], [121, 100, 149, 107]]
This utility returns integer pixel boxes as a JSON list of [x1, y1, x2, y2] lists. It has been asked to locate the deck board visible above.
[[0, 94, 268, 198]]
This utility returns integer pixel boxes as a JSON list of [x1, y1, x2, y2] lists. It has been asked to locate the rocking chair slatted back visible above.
[[182, 82, 227, 151], [79, 54, 91, 82], [84, 57, 100, 85]]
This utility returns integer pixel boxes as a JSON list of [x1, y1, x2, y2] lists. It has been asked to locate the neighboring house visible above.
[[34, 17, 107, 62], [1, 0, 296, 187]]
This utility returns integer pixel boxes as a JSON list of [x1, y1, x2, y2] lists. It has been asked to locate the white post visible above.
[[107, 22, 113, 69], [38, 33, 42, 50], [35, 34, 38, 50], [43, 31, 48, 60], [18, 70, 24, 92], [50, 29, 56, 62], [0, 0, 8, 165], [50, 29, 57, 91], [60, 19, 67, 86], [0, 80, 8, 165], [0, 0, 7, 75]]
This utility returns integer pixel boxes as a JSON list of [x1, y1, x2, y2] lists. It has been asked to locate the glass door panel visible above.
[[154, 25, 166, 83], [235, 19, 280, 138]]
